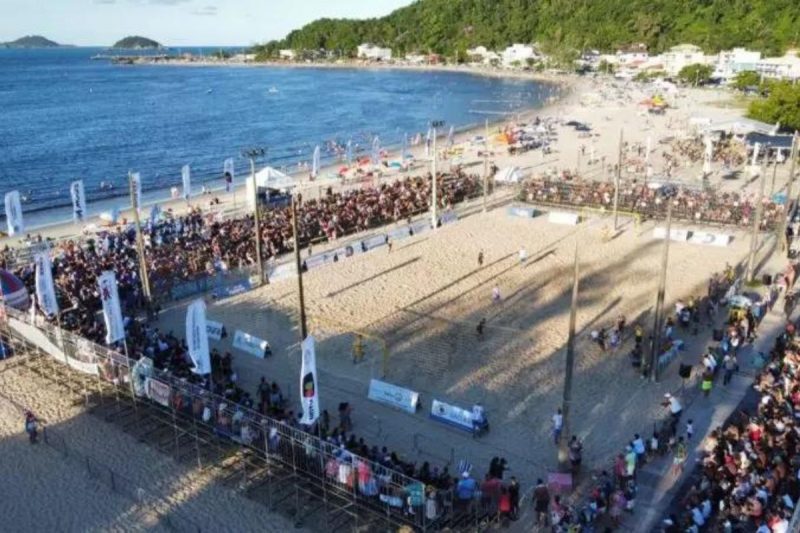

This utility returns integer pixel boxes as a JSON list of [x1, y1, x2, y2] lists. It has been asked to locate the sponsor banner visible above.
[[130, 172, 142, 210], [34, 252, 59, 316], [67, 337, 99, 375], [145, 377, 171, 407], [213, 279, 251, 300], [440, 211, 458, 226], [181, 164, 191, 201], [367, 379, 419, 414], [9, 317, 64, 361], [97, 271, 125, 344], [410, 218, 432, 236], [548, 211, 580, 226], [269, 262, 296, 282], [233, 330, 271, 358], [206, 319, 224, 341], [653, 227, 691, 242], [4, 190, 23, 236], [430, 399, 474, 432], [299, 335, 320, 425], [186, 300, 211, 375], [70, 180, 87, 222], [687, 231, 732, 247], [507, 206, 537, 218]]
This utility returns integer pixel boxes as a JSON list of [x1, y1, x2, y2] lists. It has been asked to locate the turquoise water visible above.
[[0, 47, 553, 223]]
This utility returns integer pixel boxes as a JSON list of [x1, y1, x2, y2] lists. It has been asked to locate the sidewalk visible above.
[[623, 296, 787, 532]]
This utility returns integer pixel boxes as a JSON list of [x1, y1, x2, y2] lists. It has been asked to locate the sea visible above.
[[0, 47, 555, 228]]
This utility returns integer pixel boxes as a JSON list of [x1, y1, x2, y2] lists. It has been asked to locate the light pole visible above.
[[483, 118, 489, 213], [558, 239, 581, 471], [291, 194, 308, 339], [613, 129, 623, 231], [128, 172, 152, 303], [648, 194, 674, 382], [242, 147, 266, 286], [746, 162, 767, 283], [777, 133, 798, 249], [430, 120, 445, 229]]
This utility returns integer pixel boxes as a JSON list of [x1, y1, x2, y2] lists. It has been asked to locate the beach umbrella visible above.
[[371, 136, 381, 166], [447, 125, 455, 147], [345, 140, 353, 165], [312, 145, 320, 178]]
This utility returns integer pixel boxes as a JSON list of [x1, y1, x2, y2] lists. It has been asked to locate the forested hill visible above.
[[258, 0, 800, 57]]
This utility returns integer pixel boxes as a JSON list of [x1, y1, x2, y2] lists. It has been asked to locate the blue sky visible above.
[[0, 0, 411, 46]]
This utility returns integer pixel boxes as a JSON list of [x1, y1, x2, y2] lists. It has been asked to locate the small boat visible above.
[[268, 86, 279, 94], [206, 88, 213, 94]]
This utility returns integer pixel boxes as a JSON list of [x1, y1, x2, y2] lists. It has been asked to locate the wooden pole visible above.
[[291, 195, 308, 339], [746, 165, 767, 283], [128, 173, 151, 302], [431, 127, 438, 229], [558, 240, 580, 471], [778, 133, 798, 250], [250, 158, 264, 285], [649, 201, 672, 382]]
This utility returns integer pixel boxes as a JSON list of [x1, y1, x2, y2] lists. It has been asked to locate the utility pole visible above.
[[648, 200, 673, 382], [483, 118, 489, 213], [431, 120, 444, 229], [613, 129, 623, 231], [128, 172, 151, 302], [243, 148, 266, 285], [777, 133, 798, 249], [558, 240, 581, 471], [770, 158, 779, 197], [746, 164, 767, 283], [291, 195, 308, 339]]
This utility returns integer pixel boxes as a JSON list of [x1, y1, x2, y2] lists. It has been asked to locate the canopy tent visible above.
[[744, 132, 795, 150], [494, 167, 525, 183], [254, 167, 296, 190], [700, 118, 778, 136]]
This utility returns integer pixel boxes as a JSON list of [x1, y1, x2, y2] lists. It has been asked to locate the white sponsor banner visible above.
[[186, 299, 211, 375], [67, 337, 99, 375], [430, 399, 474, 431], [97, 271, 125, 344], [145, 377, 171, 407], [548, 211, 580, 226], [34, 252, 59, 317], [367, 379, 419, 414], [206, 319, 224, 341], [653, 227, 691, 242], [130, 172, 142, 210], [299, 335, 320, 425], [181, 164, 191, 201], [688, 231, 732, 247], [70, 180, 87, 222], [9, 317, 64, 361], [4, 190, 23, 236], [233, 329, 270, 358]]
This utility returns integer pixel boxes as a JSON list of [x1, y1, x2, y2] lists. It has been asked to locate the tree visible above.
[[598, 59, 615, 75], [748, 81, 800, 131], [678, 63, 714, 86], [732, 70, 760, 91]]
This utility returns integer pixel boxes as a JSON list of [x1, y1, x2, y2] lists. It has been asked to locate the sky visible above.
[[0, 0, 412, 47]]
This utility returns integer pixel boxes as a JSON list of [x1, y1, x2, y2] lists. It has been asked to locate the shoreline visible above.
[[2, 73, 578, 242]]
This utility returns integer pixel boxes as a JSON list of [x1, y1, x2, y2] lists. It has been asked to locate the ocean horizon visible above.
[[1, 47, 554, 227]]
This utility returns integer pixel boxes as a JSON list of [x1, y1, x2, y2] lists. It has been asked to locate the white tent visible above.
[[254, 166, 296, 189], [494, 167, 525, 183]]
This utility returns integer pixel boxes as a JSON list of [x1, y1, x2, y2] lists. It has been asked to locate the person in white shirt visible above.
[[519, 247, 527, 263], [631, 434, 646, 462], [690, 505, 705, 527], [552, 408, 563, 444]]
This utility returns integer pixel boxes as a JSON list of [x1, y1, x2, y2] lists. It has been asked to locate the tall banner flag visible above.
[[425, 128, 432, 157], [181, 164, 191, 201], [98, 271, 125, 344], [371, 136, 381, 166], [312, 145, 321, 178], [345, 140, 353, 165], [299, 335, 320, 425], [4, 191, 23, 236], [402, 133, 409, 161], [447, 125, 455, 147], [186, 299, 211, 375], [70, 180, 87, 223], [130, 172, 142, 211], [149, 204, 161, 227], [34, 252, 59, 317]]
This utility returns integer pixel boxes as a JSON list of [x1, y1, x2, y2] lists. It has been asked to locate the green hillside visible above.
[[254, 0, 800, 58], [2, 35, 61, 48], [112, 36, 162, 49]]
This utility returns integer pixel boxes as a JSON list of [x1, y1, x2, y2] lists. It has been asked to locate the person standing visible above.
[[24, 411, 39, 444], [722, 353, 737, 386], [701, 369, 713, 398], [532, 479, 550, 526], [478, 250, 484, 267], [551, 408, 563, 445], [568, 435, 583, 473], [508, 476, 520, 520], [671, 436, 687, 476]]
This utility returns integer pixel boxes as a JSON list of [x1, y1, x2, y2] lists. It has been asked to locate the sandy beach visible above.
[[1, 74, 792, 530]]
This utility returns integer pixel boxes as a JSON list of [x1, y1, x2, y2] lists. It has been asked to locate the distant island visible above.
[[112, 36, 162, 50], [1, 35, 64, 48]]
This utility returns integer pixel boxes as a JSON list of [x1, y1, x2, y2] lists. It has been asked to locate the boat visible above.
[[206, 88, 213, 94], [268, 86, 279, 94]]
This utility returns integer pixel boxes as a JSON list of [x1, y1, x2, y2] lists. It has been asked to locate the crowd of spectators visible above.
[[521, 177, 784, 229]]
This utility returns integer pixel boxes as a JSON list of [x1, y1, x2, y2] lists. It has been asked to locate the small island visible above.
[[112, 36, 163, 50], [1, 35, 63, 48]]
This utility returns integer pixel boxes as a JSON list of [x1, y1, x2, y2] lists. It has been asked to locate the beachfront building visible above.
[[713, 48, 761, 82], [405, 53, 427, 65], [278, 49, 296, 60], [501, 44, 537, 67], [662, 44, 707, 76], [357, 43, 392, 61], [616, 43, 649, 66], [756, 50, 800, 81]]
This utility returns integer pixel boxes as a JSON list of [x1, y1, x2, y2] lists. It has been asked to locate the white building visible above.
[[278, 49, 296, 60], [501, 44, 537, 67], [713, 48, 761, 82], [662, 44, 707, 76], [405, 54, 427, 65], [756, 50, 800, 81], [616, 43, 649, 65], [357, 43, 392, 61]]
